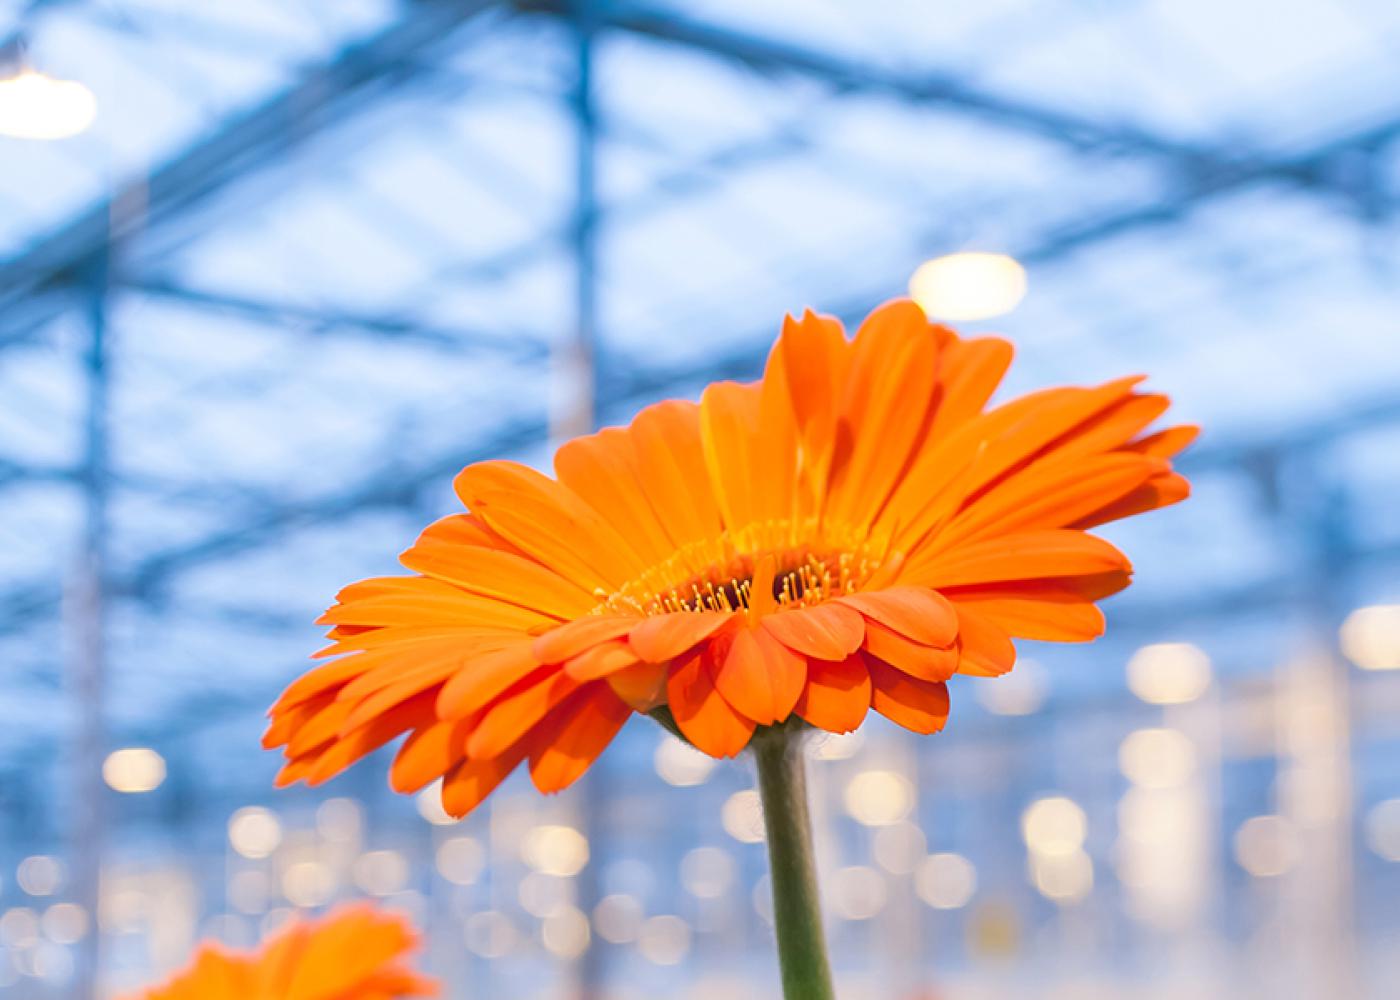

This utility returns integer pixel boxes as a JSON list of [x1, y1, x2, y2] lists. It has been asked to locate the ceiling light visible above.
[[1126, 642, 1212, 705], [0, 69, 96, 140], [102, 748, 166, 793], [1340, 604, 1400, 671], [909, 252, 1027, 322]]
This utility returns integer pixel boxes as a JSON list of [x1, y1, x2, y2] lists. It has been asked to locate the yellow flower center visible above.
[[594, 517, 897, 617]]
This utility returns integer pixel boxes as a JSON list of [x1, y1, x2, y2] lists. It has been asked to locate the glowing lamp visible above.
[[0, 69, 96, 140], [1341, 604, 1400, 670], [909, 252, 1027, 322], [102, 747, 166, 793]]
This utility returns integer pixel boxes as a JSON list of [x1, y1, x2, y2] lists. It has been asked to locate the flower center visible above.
[[594, 518, 895, 617]]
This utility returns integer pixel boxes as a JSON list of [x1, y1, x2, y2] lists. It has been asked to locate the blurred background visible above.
[[1, 0, 1399, 997]]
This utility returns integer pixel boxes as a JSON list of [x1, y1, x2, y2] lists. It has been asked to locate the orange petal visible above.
[[264, 690, 336, 750], [304, 693, 436, 787], [926, 334, 1014, 438], [866, 655, 950, 734], [794, 655, 870, 734], [282, 908, 421, 1000], [838, 587, 957, 646], [275, 757, 315, 789], [699, 380, 764, 531], [441, 745, 530, 818], [752, 349, 801, 526], [269, 657, 369, 717], [436, 640, 539, 720], [555, 427, 680, 565], [961, 377, 1145, 496], [400, 529, 594, 618], [534, 615, 638, 664], [876, 389, 1054, 548], [909, 530, 1130, 589], [565, 639, 641, 681], [390, 716, 473, 794], [711, 626, 806, 725], [339, 656, 462, 734], [1125, 424, 1199, 459], [862, 619, 959, 682], [454, 460, 645, 592], [826, 300, 939, 527], [528, 688, 632, 793], [287, 699, 355, 757], [466, 668, 578, 760], [606, 660, 669, 711], [667, 651, 756, 758], [775, 309, 849, 508], [317, 580, 551, 631], [761, 602, 864, 659], [332, 633, 520, 709], [315, 626, 526, 664], [1070, 470, 1191, 529], [400, 511, 526, 555], [627, 611, 734, 662], [776, 309, 848, 446], [1060, 569, 1134, 602], [1044, 392, 1171, 461], [945, 583, 1105, 642], [934, 453, 1164, 549], [954, 604, 1017, 676], [747, 553, 779, 623], [626, 399, 724, 548]]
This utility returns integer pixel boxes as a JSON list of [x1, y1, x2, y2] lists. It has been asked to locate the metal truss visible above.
[[0, 0, 505, 343], [0, 0, 1397, 755]]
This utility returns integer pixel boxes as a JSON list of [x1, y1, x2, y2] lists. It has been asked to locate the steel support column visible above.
[[65, 248, 110, 1000], [563, 5, 606, 998]]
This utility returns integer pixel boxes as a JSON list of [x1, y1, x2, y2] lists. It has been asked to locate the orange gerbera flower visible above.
[[266, 299, 1194, 817], [117, 903, 437, 1000]]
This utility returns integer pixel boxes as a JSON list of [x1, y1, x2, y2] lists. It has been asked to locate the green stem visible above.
[[752, 727, 837, 1000]]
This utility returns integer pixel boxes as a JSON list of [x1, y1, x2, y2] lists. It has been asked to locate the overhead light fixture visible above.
[[1341, 604, 1400, 671], [909, 251, 1027, 322], [0, 67, 97, 140], [1126, 642, 1212, 705], [102, 747, 166, 793]]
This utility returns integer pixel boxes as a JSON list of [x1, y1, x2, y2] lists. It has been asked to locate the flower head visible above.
[[266, 300, 1194, 816], [118, 903, 437, 1000]]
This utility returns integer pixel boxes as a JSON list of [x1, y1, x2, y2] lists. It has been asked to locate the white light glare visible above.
[[228, 807, 282, 859], [1126, 643, 1212, 705], [0, 70, 96, 140], [916, 853, 977, 910], [1341, 604, 1400, 671], [909, 252, 1027, 322], [1021, 796, 1087, 857], [102, 748, 166, 793]]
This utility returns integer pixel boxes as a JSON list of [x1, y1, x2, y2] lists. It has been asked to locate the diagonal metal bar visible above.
[[124, 278, 551, 360], [0, 0, 1396, 629], [3, 285, 1399, 632], [2, 104, 1395, 543], [0, 0, 505, 338], [0, 291, 809, 630], [523, 0, 1292, 171], [1016, 124, 1400, 265], [529, 0, 1400, 216]]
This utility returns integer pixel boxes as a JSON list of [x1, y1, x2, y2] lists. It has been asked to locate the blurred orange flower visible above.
[[118, 904, 436, 1000], [266, 299, 1193, 816]]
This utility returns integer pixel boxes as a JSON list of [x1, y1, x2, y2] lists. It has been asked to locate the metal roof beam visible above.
[[576, 1, 1206, 158], [1, 295, 1398, 630], [0, 0, 504, 336], [1019, 117, 1400, 264], [124, 278, 551, 361], [537, 0, 1398, 210]]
